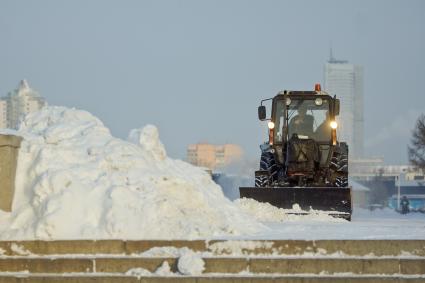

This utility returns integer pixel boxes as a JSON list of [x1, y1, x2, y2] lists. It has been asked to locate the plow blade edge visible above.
[[239, 186, 352, 220]]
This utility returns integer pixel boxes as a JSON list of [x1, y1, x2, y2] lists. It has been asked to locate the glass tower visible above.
[[324, 52, 364, 159]]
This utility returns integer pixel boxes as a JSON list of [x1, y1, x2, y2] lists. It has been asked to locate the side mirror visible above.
[[334, 99, 340, 116], [258, 105, 266, 120]]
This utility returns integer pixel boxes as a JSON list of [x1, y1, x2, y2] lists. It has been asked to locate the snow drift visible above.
[[235, 198, 346, 222], [0, 106, 263, 239]]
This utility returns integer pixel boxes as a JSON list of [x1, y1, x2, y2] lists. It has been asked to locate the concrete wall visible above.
[[0, 134, 22, 212]]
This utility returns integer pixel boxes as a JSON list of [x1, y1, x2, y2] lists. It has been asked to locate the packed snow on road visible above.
[[0, 106, 423, 240], [236, 198, 425, 240]]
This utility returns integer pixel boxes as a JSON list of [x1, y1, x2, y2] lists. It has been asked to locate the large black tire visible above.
[[255, 174, 269, 187], [330, 143, 348, 187], [255, 151, 278, 187]]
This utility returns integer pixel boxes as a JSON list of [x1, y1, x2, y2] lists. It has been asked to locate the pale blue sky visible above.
[[0, 0, 424, 164]]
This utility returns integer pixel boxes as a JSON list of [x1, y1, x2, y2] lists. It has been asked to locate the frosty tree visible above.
[[408, 114, 425, 171]]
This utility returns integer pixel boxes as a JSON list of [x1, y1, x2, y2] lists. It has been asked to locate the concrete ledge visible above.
[[0, 240, 424, 257], [0, 240, 125, 256], [209, 240, 425, 256], [248, 258, 400, 275], [125, 240, 207, 254], [203, 258, 248, 274], [0, 276, 140, 283], [314, 240, 425, 256], [0, 240, 207, 256], [400, 259, 425, 274], [0, 275, 424, 283], [96, 258, 178, 273], [207, 240, 316, 256], [1, 257, 421, 275], [0, 258, 93, 273]]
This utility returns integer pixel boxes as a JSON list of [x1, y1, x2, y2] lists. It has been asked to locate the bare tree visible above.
[[408, 114, 425, 171]]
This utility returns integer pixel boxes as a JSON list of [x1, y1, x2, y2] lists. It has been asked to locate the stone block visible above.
[[0, 134, 22, 212]]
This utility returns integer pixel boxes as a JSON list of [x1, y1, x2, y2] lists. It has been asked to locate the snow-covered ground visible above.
[[230, 197, 425, 240], [240, 206, 425, 240], [0, 106, 423, 240]]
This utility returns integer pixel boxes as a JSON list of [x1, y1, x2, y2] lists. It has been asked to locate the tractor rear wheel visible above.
[[330, 144, 348, 187]]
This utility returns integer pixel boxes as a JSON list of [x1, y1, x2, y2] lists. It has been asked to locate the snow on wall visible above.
[[0, 106, 263, 240]]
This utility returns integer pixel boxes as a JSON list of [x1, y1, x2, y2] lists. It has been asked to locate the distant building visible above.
[[0, 80, 46, 129], [324, 51, 364, 158], [350, 158, 425, 181], [187, 143, 243, 170], [0, 100, 7, 128]]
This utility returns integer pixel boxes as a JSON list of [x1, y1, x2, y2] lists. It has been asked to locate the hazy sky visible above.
[[0, 0, 424, 164]]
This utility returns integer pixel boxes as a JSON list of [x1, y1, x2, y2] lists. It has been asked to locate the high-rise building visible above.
[[0, 80, 46, 129], [187, 143, 243, 170], [324, 52, 364, 158]]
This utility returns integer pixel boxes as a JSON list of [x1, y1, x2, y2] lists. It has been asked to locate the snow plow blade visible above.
[[239, 186, 352, 220]]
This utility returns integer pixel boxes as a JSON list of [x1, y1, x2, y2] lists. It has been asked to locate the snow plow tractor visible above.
[[239, 84, 352, 220]]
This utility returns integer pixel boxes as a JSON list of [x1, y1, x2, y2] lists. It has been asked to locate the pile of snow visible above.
[[125, 261, 175, 277], [126, 249, 205, 277], [0, 106, 263, 239], [153, 261, 174, 276], [125, 267, 152, 278], [130, 247, 205, 276], [235, 198, 346, 222], [177, 249, 205, 275]]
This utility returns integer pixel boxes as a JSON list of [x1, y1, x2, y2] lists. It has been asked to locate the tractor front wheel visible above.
[[255, 151, 278, 187]]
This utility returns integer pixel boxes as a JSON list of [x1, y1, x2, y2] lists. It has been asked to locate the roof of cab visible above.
[[275, 90, 333, 99]]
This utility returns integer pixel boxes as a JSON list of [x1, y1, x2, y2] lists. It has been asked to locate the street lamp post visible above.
[[397, 174, 401, 211]]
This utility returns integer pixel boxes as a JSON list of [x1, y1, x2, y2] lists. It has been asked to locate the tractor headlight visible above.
[[268, 121, 275, 129], [330, 121, 338, 129], [315, 98, 323, 106]]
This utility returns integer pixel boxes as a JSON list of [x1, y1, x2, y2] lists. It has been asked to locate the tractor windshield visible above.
[[274, 98, 331, 142]]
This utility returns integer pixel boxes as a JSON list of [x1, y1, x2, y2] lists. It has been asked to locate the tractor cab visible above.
[[259, 88, 340, 147], [273, 94, 338, 144]]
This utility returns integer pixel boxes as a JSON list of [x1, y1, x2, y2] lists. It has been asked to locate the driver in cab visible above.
[[314, 110, 332, 141], [288, 105, 314, 138]]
